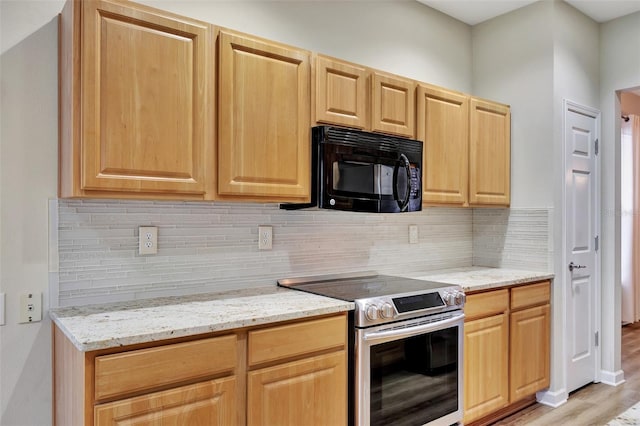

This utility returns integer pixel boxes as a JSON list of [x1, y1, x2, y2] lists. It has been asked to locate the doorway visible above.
[[620, 90, 640, 327]]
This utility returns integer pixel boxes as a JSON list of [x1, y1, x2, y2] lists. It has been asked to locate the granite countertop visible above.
[[50, 287, 354, 352], [406, 267, 554, 292]]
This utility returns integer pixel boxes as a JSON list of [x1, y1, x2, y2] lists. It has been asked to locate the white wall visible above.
[[600, 10, 640, 384], [0, 1, 473, 424], [0, 2, 62, 424]]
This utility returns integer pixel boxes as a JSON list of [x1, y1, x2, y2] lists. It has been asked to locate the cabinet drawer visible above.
[[464, 289, 509, 320], [248, 315, 346, 367], [511, 281, 551, 310], [464, 289, 509, 319], [95, 334, 236, 401]]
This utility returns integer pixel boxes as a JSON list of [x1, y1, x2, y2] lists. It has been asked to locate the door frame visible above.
[[562, 98, 602, 390]]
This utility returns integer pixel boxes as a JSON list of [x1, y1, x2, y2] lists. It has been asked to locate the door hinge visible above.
[[595, 235, 599, 252], [595, 138, 599, 155], [595, 331, 599, 347]]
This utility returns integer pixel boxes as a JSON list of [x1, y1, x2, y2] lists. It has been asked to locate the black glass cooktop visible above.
[[277, 273, 448, 302]]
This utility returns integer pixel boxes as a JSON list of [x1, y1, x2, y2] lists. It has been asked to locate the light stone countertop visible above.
[[405, 266, 554, 292], [50, 286, 354, 352]]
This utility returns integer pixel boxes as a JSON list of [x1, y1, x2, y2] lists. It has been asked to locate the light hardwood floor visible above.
[[494, 322, 640, 426]]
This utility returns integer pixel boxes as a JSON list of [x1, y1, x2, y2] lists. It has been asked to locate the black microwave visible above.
[[282, 126, 422, 213]]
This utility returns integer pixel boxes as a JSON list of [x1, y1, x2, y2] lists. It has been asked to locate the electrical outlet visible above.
[[139, 226, 158, 255], [19, 292, 42, 323], [409, 225, 418, 244], [258, 225, 273, 250]]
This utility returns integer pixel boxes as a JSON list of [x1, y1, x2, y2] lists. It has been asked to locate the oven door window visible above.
[[369, 326, 459, 426]]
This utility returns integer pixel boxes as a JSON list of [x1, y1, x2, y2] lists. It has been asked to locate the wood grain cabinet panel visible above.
[[94, 377, 237, 426], [248, 315, 346, 367], [95, 335, 236, 401], [511, 281, 551, 310], [469, 98, 511, 206], [417, 84, 469, 205], [463, 282, 551, 424], [59, 0, 213, 198], [247, 351, 347, 426], [314, 55, 368, 129], [463, 311, 509, 424], [371, 71, 416, 138], [510, 304, 551, 403], [217, 30, 311, 201]]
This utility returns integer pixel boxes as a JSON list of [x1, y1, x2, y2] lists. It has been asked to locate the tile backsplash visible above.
[[472, 208, 552, 271], [55, 200, 550, 307]]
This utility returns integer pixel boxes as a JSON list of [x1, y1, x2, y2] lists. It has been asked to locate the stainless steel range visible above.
[[278, 272, 465, 426]]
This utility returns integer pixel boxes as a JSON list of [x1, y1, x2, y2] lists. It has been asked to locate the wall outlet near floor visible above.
[[258, 225, 273, 250], [409, 225, 419, 244], [19, 292, 42, 323], [139, 226, 158, 255]]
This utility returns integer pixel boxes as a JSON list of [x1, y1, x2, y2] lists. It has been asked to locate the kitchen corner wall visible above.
[[55, 201, 552, 307], [472, 208, 552, 272]]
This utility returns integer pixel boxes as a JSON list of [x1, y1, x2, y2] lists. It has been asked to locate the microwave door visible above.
[[393, 154, 412, 212]]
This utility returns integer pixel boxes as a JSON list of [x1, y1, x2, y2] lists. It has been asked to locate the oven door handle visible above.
[[362, 313, 465, 343]]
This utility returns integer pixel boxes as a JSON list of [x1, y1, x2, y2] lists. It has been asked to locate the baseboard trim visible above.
[[600, 369, 625, 386], [536, 388, 568, 408]]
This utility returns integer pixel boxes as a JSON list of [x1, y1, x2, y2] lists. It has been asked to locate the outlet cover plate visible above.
[[19, 292, 42, 323], [258, 225, 273, 250], [409, 225, 418, 244], [139, 226, 158, 255]]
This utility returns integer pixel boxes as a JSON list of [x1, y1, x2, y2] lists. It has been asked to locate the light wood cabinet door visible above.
[[416, 84, 469, 205], [463, 313, 509, 424], [469, 98, 511, 206], [510, 304, 551, 402], [60, 0, 212, 198], [371, 71, 416, 138], [314, 55, 368, 129], [95, 377, 236, 426], [247, 351, 347, 426], [218, 30, 311, 202]]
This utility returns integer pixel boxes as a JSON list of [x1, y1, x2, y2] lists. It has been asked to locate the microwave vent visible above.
[[324, 127, 422, 156]]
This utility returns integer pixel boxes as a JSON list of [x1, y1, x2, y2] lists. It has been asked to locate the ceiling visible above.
[[416, 0, 640, 25]]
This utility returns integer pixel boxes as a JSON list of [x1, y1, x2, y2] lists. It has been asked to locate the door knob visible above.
[[568, 261, 586, 272]]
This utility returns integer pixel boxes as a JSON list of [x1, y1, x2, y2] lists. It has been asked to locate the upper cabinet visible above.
[[416, 84, 469, 206], [371, 71, 416, 138], [58, 0, 509, 204], [59, 0, 214, 199], [416, 87, 511, 208], [469, 98, 511, 206], [217, 30, 311, 202], [314, 55, 368, 130], [314, 56, 416, 138]]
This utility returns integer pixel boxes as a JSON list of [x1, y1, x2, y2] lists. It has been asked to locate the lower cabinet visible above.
[[463, 281, 550, 425], [247, 352, 347, 426], [464, 312, 509, 422], [246, 315, 348, 426], [53, 313, 347, 426]]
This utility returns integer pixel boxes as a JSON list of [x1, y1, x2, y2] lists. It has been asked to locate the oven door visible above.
[[355, 310, 464, 426]]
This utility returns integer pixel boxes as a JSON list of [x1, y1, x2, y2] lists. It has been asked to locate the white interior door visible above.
[[565, 102, 600, 393]]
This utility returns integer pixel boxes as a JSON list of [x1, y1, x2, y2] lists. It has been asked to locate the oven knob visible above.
[[454, 292, 466, 306], [444, 292, 456, 306], [380, 302, 394, 319], [365, 304, 379, 321], [329, 199, 336, 206]]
